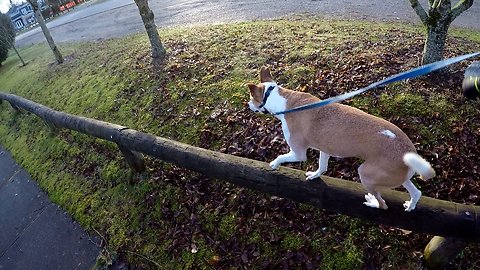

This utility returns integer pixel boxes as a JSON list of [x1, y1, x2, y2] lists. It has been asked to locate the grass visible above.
[[1, 17, 480, 269]]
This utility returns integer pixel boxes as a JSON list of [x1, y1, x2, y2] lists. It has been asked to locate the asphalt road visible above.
[[15, 0, 480, 47]]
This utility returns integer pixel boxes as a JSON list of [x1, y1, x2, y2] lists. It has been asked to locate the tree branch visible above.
[[432, 0, 441, 8], [450, 0, 474, 21], [409, 0, 429, 25]]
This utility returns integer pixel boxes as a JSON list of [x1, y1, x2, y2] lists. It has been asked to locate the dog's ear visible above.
[[247, 83, 263, 100], [260, 66, 274, 83], [247, 83, 258, 95]]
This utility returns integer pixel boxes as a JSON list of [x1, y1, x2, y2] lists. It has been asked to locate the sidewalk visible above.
[[0, 145, 100, 270]]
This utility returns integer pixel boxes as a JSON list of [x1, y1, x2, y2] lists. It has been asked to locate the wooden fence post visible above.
[[117, 143, 146, 173], [424, 236, 468, 269], [8, 101, 20, 112], [44, 120, 60, 134]]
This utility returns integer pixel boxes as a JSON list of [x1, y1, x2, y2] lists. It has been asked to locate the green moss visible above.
[[379, 92, 431, 116], [178, 238, 214, 269], [321, 238, 363, 270], [219, 213, 237, 240], [451, 28, 480, 43], [101, 160, 130, 183], [281, 233, 304, 250], [279, 65, 316, 89], [201, 211, 218, 235], [246, 231, 262, 245]]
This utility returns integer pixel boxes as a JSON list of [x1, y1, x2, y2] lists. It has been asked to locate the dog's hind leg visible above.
[[269, 148, 307, 169], [358, 163, 388, 210], [402, 176, 421, 212], [363, 191, 388, 210], [306, 151, 330, 180]]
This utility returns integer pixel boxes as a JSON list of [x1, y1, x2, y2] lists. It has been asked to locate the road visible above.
[[14, 0, 480, 47]]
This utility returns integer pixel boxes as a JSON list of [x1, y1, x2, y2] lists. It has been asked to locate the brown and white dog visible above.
[[247, 67, 435, 211]]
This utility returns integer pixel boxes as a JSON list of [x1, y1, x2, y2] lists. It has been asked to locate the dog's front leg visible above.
[[269, 150, 306, 169]]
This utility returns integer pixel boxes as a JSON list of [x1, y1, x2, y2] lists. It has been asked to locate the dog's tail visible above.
[[403, 152, 435, 180]]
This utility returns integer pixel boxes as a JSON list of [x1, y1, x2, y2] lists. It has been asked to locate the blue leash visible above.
[[273, 52, 480, 115]]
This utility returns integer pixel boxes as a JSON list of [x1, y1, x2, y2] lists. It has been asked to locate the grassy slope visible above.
[[1, 18, 479, 269]]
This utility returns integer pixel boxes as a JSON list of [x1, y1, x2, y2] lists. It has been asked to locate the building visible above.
[[6, 1, 51, 31], [6, 1, 80, 31], [6, 2, 36, 31]]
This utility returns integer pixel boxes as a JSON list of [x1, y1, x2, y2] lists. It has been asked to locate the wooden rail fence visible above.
[[0, 91, 478, 269]]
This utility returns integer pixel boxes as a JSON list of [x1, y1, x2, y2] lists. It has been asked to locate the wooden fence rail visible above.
[[0, 91, 478, 269]]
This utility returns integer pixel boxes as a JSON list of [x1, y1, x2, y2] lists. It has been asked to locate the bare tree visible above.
[[12, 45, 27, 66], [134, 0, 166, 65], [27, 0, 63, 64], [409, 0, 474, 64]]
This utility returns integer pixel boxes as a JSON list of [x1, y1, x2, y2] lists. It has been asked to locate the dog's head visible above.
[[247, 67, 277, 113]]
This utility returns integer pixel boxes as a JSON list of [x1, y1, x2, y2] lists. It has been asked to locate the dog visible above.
[[247, 67, 435, 211]]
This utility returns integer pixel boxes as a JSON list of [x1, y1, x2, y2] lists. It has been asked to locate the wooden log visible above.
[[1, 91, 480, 240], [424, 236, 468, 269]]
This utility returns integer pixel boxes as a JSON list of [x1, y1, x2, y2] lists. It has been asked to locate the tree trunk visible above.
[[409, 0, 474, 65], [28, 0, 63, 64], [421, 0, 452, 64], [422, 24, 449, 64], [133, 0, 166, 65], [12, 45, 26, 67]]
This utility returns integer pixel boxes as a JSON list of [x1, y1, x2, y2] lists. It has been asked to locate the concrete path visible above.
[[15, 0, 480, 47], [0, 145, 100, 270]]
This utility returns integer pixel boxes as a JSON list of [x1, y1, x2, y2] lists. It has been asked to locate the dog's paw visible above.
[[269, 160, 280, 169], [363, 193, 380, 209], [403, 200, 416, 212], [306, 171, 320, 180]]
